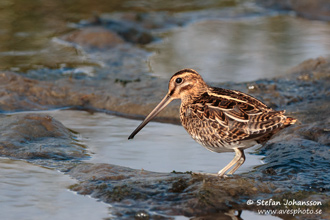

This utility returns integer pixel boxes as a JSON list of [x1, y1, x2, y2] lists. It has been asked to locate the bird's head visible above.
[[128, 68, 207, 139], [168, 68, 207, 101]]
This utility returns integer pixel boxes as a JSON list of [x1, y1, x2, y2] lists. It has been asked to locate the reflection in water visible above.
[[0, 158, 110, 220], [148, 16, 330, 82]]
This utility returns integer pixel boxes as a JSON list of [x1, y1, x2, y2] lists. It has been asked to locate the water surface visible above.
[[0, 158, 110, 220], [1, 110, 266, 220], [49, 110, 264, 174], [1, 0, 329, 83], [148, 15, 330, 82]]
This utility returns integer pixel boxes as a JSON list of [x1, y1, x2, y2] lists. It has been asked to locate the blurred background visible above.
[[0, 0, 329, 82]]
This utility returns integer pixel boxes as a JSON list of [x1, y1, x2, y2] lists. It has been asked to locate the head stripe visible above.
[[171, 69, 199, 79]]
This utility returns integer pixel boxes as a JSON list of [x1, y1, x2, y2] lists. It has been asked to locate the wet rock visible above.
[[67, 163, 276, 218], [108, 11, 188, 31], [257, 0, 330, 21], [78, 15, 156, 45], [0, 71, 178, 123], [0, 113, 87, 160], [256, 0, 292, 11], [298, 122, 330, 146], [1, 56, 329, 123], [68, 163, 191, 217], [288, 56, 330, 81], [291, 0, 330, 21], [0, 72, 81, 111], [67, 159, 330, 219], [61, 27, 125, 49], [241, 57, 330, 110], [169, 178, 189, 193]]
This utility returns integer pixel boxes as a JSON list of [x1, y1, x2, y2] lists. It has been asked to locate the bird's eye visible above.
[[175, 77, 183, 84]]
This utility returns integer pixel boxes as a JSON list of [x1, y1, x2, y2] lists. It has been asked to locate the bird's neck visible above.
[[181, 86, 209, 105]]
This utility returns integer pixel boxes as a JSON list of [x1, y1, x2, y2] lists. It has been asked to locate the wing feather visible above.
[[185, 88, 289, 144]]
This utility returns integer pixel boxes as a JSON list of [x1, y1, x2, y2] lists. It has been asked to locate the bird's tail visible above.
[[284, 117, 297, 126]]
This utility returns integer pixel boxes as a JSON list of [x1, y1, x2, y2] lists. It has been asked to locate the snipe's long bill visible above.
[[128, 68, 296, 177]]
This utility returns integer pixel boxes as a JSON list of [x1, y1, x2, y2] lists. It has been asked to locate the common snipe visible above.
[[128, 69, 296, 177]]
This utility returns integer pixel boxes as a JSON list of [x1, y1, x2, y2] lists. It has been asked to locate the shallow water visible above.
[[48, 110, 263, 174], [148, 15, 330, 82], [0, 158, 110, 220], [1, 110, 266, 220]]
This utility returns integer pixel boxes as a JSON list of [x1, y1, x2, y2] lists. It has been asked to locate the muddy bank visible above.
[[68, 163, 276, 219], [1, 8, 329, 120], [1, 57, 329, 122], [0, 70, 173, 121]]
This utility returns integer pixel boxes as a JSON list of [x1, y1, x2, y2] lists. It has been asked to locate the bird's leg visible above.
[[227, 149, 245, 175], [218, 148, 243, 177]]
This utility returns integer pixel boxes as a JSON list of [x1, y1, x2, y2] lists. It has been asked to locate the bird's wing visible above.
[[190, 87, 288, 143]]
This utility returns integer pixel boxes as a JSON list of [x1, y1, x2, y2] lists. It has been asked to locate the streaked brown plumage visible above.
[[128, 69, 296, 177]]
